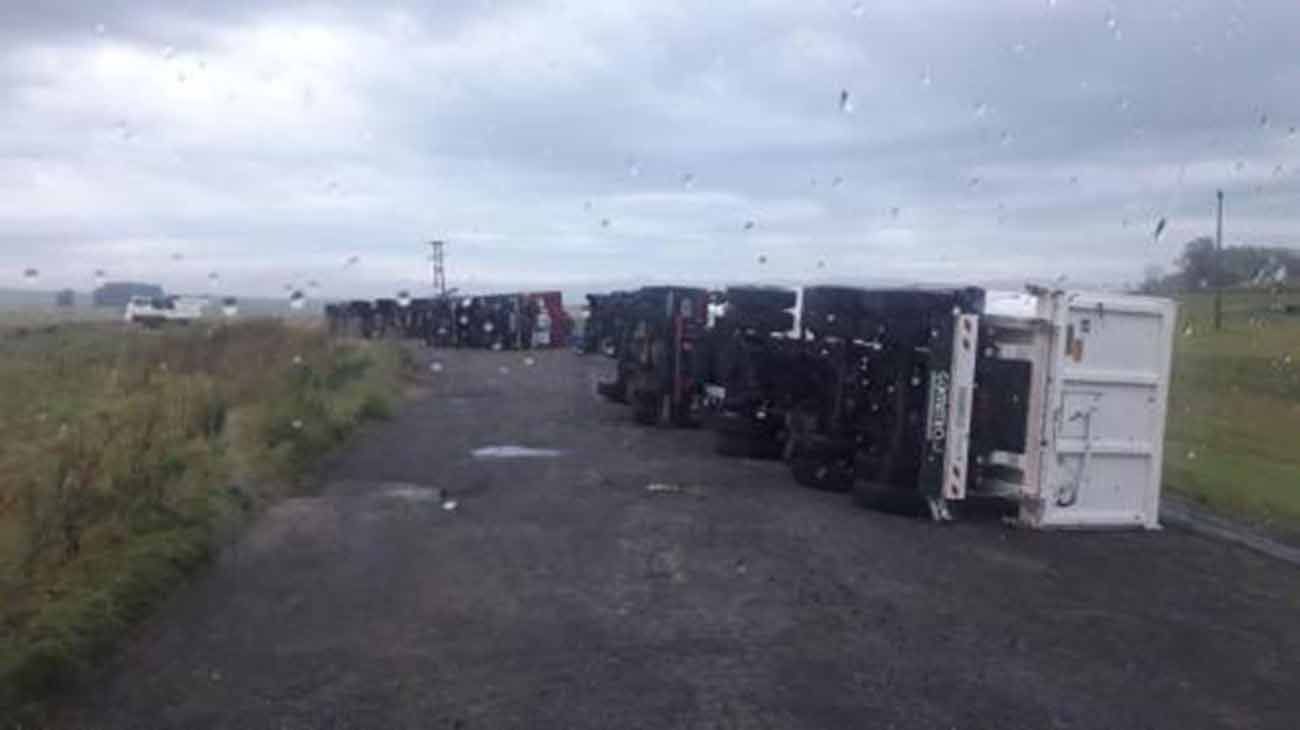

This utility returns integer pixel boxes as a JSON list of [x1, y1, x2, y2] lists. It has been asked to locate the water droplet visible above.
[[1046, 0, 1056, 7], [289, 290, 306, 310], [292, 354, 303, 365], [1011, 42, 1027, 55], [161, 45, 175, 60], [429, 361, 444, 373], [458, 315, 469, 325], [817, 260, 826, 269], [291, 419, 303, 430], [94, 23, 106, 34], [307, 280, 320, 289], [442, 499, 459, 511], [1105, 11, 1118, 31], [397, 290, 412, 308], [850, 2, 865, 18], [839, 89, 854, 114], [491, 342, 503, 351], [208, 271, 219, 281], [999, 130, 1013, 146], [1116, 97, 1130, 111], [968, 176, 982, 188], [519, 356, 536, 368], [743, 220, 756, 231], [344, 255, 360, 267], [973, 101, 987, 118], [483, 321, 495, 333], [171, 252, 184, 261], [626, 158, 641, 177], [498, 365, 510, 375], [1234, 160, 1245, 173], [757, 254, 767, 265], [221, 297, 238, 317], [1273, 164, 1285, 177], [681, 172, 695, 189], [1183, 324, 1194, 337], [1153, 217, 1167, 242], [93, 268, 107, 282], [1068, 175, 1079, 186], [1259, 113, 1271, 128], [22, 267, 39, 282], [831, 176, 844, 188], [1289, 126, 1297, 139], [600, 218, 611, 228], [1186, 449, 1196, 461], [920, 68, 932, 87], [910, 375, 921, 387]]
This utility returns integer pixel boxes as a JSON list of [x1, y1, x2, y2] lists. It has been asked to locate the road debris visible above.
[[472, 445, 565, 459], [645, 483, 706, 496]]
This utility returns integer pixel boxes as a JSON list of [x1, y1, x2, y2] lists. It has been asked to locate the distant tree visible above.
[[1176, 237, 1218, 288], [1138, 264, 1166, 294]]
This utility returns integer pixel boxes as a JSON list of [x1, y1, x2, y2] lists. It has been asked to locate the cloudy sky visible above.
[[1, 0, 1298, 301]]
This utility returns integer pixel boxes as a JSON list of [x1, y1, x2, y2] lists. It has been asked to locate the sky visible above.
[[1, 0, 1298, 301]]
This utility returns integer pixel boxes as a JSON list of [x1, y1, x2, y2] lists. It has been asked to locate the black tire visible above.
[[631, 386, 660, 425], [853, 480, 927, 516], [789, 455, 854, 492], [714, 429, 782, 459], [725, 286, 797, 311], [597, 380, 628, 403]]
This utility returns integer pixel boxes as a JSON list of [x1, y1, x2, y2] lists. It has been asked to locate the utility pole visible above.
[[1214, 190, 1224, 331], [429, 240, 446, 297]]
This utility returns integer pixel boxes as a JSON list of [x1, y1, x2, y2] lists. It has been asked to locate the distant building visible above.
[[93, 281, 164, 308], [55, 289, 75, 307]]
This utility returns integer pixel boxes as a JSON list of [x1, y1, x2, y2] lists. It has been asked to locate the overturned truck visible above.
[[592, 283, 1176, 529]]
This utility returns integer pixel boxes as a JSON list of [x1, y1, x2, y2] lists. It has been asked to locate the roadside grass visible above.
[[0, 319, 401, 722], [1165, 289, 1300, 538]]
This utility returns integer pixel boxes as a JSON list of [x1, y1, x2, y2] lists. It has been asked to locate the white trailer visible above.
[[931, 289, 1177, 529]]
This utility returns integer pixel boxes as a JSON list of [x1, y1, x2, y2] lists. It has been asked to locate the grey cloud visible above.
[[2, 0, 1299, 300]]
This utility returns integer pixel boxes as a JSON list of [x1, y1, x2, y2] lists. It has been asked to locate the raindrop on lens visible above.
[[839, 89, 854, 114], [524, 356, 536, 367], [292, 419, 303, 430], [397, 290, 411, 308], [429, 361, 444, 373]]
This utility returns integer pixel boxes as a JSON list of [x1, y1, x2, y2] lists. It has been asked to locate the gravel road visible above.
[[54, 348, 1300, 729]]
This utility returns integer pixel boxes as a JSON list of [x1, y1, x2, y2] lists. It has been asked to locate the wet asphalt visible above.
[[53, 348, 1300, 729]]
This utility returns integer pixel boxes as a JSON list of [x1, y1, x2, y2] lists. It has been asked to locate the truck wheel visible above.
[[790, 455, 853, 492], [714, 431, 781, 458], [633, 390, 659, 425], [596, 380, 628, 403], [853, 480, 927, 516]]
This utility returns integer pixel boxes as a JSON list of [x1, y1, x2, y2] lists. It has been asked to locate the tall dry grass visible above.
[[0, 319, 400, 719]]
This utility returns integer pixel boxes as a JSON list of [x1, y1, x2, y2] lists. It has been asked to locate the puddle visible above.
[[380, 483, 443, 502], [471, 445, 565, 459]]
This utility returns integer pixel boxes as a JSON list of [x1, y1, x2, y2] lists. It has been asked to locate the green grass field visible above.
[[1163, 289, 1300, 539], [0, 319, 403, 720]]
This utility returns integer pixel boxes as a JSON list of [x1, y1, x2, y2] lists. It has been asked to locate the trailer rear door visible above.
[[1026, 292, 1176, 529]]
